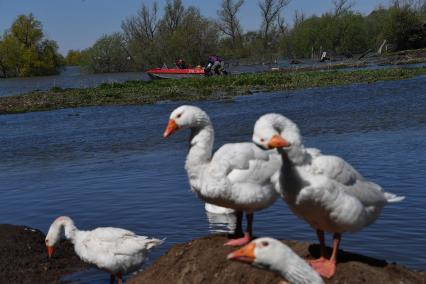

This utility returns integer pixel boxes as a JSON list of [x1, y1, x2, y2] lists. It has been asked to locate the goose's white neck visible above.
[[265, 248, 324, 284], [285, 144, 309, 166], [49, 217, 78, 243], [266, 114, 309, 166], [185, 124, 214, 179]]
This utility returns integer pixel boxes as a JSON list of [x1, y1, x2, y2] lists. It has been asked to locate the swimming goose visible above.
[[228, 237, 324, 284], [164, 105, 281, 246], [45, 216, 163, 284], [252, 113, 404, 278]]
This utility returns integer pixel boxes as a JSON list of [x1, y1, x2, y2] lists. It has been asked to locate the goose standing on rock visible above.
[[252, 113, 405, 278], [228, 237, 324, 284], [163, 105, 281, 246], [45, 216, 163, 284]]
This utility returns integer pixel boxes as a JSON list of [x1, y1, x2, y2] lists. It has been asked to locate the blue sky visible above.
[[0, 0, 388, 55]]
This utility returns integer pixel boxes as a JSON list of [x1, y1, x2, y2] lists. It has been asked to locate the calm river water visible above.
[[1, 63, 425, 97], [0, 75, 425, 282], [4, 62, 420, 98], [0, 66, 149, 97]]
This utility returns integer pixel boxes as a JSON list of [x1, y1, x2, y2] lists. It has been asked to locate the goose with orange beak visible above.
[[228, 237, 324, 284], [252, 113, 405, 278], [163, 105, 282, 246], [45, 216, 163, 284]]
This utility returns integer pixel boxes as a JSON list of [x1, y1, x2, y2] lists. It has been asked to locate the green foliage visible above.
[[80, 33, 134, 73], [65, 50, 82, 66], [290, 12, 368, 58], [0, 13, 62, 78], [287, 3, 426, 58], [11, 14, 43, 48], [383, 5, 425, 50], [364, 8, 389, 48], [119, 2, 219, 70]]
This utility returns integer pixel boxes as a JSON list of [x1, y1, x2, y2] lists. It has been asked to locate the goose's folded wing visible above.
[[89, 227, 137, 241], [311, 155, 363, 186], [210, 142, 281, 184], [82, 228, 161, 256], [341, 180, 388, 207], [81, 228, 135, 253], [297, 179, 369, 230], [112, 237, 163, 256], [309, 156, 388, 207]]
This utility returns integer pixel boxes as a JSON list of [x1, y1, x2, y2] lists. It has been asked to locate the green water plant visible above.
[[1, 67, 426, 114]]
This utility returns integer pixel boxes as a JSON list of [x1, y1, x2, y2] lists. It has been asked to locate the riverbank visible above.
[[0, 224, 89, 284], [2, 227, 424, 284], [1, 67, 426, 115], [128, 235, 425, 284]]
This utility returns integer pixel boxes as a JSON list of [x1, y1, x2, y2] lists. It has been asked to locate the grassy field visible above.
[[1, 67, 426, 114]]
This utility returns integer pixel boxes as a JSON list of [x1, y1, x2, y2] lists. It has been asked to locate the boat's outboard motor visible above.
[[204, 63, 213, 76], [204, 62, 227, 76]]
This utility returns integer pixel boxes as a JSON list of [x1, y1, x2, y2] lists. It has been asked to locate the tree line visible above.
[[73, 0, 426, 73], [288, 0, 426, 58], [0, 14, 63, 78], [1, 1, 426, 77]]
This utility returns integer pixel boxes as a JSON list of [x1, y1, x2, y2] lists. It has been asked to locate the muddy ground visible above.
[[128, 235, 426, 284], [2, 226, 425, 284], [0, 224, 89, 284]]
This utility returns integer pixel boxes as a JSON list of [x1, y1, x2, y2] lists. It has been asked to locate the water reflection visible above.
[[206, 211, 236, 234]]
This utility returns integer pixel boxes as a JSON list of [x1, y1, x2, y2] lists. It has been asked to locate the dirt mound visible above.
[[128, 235, 426, 284], [0, 224, 89, 284]]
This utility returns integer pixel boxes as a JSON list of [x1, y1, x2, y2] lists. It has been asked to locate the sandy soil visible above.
[[0, 224, 89, 284], [128, 234, 426, 284]]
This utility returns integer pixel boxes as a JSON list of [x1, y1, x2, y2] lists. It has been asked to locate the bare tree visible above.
[[258, 0, 291, 47], [276, 14, 287, 35], [391, 0, 426, 9], [164, 0, 185, 33], [333, 0, 355, 16], [293, 9, 305, 27], [217, 0, 245, 45], [121, 1, 159, 42]]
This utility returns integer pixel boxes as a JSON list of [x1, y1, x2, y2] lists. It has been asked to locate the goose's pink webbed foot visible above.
[[308, 257, 336, 278], [224, 232, 251, 246]]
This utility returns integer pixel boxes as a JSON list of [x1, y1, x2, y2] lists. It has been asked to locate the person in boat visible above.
[[205, 55, 225, 75], [175, 58, 187, 69]]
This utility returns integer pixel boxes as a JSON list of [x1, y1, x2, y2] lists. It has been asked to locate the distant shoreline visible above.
[[1, 66, 426, 115]]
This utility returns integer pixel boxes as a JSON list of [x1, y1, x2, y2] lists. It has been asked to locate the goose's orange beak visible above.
[[163, 119, 179, 138], [47, 246, 55, 258], [268, 135, 290, 149], [227, 242, 256, 264]]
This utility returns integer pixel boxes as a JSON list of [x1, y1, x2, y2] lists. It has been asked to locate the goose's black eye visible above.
[[261, 241, 269, 247], [177, 113, 182, 118], [260, 138, 265, 143]]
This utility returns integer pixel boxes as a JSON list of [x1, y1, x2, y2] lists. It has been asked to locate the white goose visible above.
[[252, 114, 404, 278], [45, 216, 163, 284], [163, 105, 281, 246], [228, 237, 324, 284]]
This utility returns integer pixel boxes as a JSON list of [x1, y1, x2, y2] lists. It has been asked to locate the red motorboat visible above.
[[146, 67, 205, 79]]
